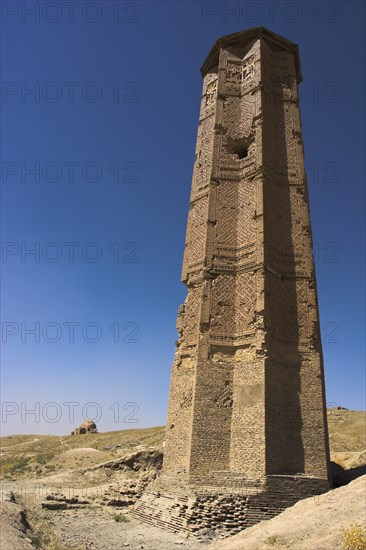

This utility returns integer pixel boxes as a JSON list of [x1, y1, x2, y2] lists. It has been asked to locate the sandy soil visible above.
[[43, 506, 203, 550], [209, 475, 366, 550]]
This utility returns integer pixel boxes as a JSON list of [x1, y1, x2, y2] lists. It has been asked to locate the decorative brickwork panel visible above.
[[235, 271, 256, 333], [192, 115, 215, 196], [186, 197, 208, 268], [226, 61, 241, 84], [180, 284, 202, 344], [237, 179, 256, 246], [215, 182, 238, 246], [211, 275, 236, 336]]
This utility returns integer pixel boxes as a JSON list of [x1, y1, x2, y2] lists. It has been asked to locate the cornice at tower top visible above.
[[201, 26, 302, 83]]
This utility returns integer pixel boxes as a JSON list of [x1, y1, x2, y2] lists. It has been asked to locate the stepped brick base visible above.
[[131, 474, 330, 537]]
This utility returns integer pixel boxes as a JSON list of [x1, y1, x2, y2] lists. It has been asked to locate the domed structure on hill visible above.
[[71, 419, 98, 435]]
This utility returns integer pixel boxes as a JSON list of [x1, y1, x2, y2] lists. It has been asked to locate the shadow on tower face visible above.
[[261, 40, 304, 475], [261, 38, 328, 476]]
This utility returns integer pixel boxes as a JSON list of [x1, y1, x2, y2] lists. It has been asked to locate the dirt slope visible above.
[[209, 475, 366, 550], [0, 500, 33, 550]]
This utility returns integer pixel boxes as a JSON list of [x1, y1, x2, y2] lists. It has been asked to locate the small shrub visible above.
[[264, 535, 289, 547], [113, 513, 128, 522], [36, 453, 54, 465], [341, 523, 366, 550], [265, 535, 279, 545], [28, 517, 69, 549], [2, 456, 31, 477], [29, 533, 42, 548]]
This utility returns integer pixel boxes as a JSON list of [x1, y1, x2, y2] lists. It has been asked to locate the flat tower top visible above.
[[201, 26, 302, 82]]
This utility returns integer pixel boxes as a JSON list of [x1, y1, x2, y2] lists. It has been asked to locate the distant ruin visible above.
[[71, 419, 98, 435]]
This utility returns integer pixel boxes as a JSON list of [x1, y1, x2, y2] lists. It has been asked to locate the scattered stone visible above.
[[2, 491, 15, 503], [41, 502, 67, 510]]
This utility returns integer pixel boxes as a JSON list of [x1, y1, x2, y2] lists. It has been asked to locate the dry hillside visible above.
[[1, 409, 365, 481], [0, 426, 164, 480]]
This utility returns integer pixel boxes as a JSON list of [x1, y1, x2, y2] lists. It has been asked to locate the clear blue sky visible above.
[[1, 1, 365, 435]]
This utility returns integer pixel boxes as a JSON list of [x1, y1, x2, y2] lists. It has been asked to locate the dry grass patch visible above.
[[341, 523, 366, 550]]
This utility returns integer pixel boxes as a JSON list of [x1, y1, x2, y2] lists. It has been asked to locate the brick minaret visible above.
[[133, 27, 331, 535]]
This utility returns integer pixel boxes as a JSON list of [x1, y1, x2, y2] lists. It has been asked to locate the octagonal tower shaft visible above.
[[163, 28, 330, 485]]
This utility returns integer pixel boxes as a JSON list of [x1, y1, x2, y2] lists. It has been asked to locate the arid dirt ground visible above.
[[209, 475, 366, 550], [1, 409, 365, 549]]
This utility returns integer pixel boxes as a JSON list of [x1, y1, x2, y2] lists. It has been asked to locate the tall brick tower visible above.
[[133, 27, 330, 535]]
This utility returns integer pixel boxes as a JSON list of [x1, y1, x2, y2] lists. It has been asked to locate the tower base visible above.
[[132, 474, 330, 538]]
